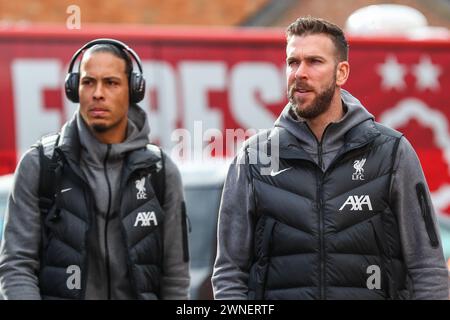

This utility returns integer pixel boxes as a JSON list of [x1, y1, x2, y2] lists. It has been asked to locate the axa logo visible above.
[[134, 211, 158, 227], [135, 177, 147, 200], [339, 195, 373, 211], [352, 158, 366, 180]]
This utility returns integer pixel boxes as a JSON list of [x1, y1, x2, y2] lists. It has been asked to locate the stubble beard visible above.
[[91, 117, 124, 134]]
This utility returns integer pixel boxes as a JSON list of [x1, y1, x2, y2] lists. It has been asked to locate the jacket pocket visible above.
[[415, 183, 439, 248]]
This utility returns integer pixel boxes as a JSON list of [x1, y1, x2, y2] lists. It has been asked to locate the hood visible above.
[[274, 89, 374, 154], [59, 104, 151, 167]]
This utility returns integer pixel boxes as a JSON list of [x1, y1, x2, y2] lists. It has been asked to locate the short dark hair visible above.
[[286, 16, 349, 62], [81, 44, 133, 78]]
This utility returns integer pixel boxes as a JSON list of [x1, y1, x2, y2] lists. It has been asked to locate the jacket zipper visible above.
[[103, 144, 112, 300], [306, 123, 331, 300], [304, 123, 330, 171], [317, 143, 323, 170], [181, 201, 190, 263], [317, 176, 325, 299], [416, 183, 439, 247], [317, 139, 325, 299]]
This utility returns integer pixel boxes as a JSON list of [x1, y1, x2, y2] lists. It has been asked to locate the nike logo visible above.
[[60, 188, 72, 193], [270, 167, 292, 177]]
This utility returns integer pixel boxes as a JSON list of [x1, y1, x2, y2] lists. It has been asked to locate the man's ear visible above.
[[336, 61, 350, 87]]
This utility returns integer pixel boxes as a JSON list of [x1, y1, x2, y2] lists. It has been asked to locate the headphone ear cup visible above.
[[129, 72, 146, 103], [65, 72, 80, 103]]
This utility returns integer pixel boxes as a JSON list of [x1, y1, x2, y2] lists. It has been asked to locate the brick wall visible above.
[[0, 0, 269, 26]]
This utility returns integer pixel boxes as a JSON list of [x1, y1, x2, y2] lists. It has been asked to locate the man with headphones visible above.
[[0, 39, 190, 299]]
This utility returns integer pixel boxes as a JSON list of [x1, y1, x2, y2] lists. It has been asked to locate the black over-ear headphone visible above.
[[64, 38, 146, 103]]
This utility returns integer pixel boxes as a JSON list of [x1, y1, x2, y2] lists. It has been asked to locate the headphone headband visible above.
[[67, 38, 144, 74]]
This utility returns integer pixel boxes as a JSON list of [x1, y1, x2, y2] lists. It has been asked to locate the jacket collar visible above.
[[274, 119, 380, 161]]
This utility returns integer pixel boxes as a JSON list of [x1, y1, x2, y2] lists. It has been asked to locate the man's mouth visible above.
[[88, 107, 109, 117], [294, 84, 314, 93], [291, 86, 314, 99]]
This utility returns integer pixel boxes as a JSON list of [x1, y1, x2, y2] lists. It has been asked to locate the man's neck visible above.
[[94, 132, 126, 144], [306, 93, 345, 142]]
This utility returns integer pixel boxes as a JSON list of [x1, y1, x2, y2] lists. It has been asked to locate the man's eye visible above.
[[81, 79, 92, 85]]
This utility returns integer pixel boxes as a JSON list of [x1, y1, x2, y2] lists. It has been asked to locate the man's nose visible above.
[[93, 83, 104, 100], [295, 62, 308, 80]]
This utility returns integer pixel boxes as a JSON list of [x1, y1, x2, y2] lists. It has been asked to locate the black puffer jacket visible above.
[[247, 121, 409, 299]]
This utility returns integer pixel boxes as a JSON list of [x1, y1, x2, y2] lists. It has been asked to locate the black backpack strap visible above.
[[37, 133, 62, 219], [146, 144, 166, 206]]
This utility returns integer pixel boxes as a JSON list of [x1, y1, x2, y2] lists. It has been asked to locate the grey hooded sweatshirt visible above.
[[0, 105, 190, 299], [212, 89, 449, 300]]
